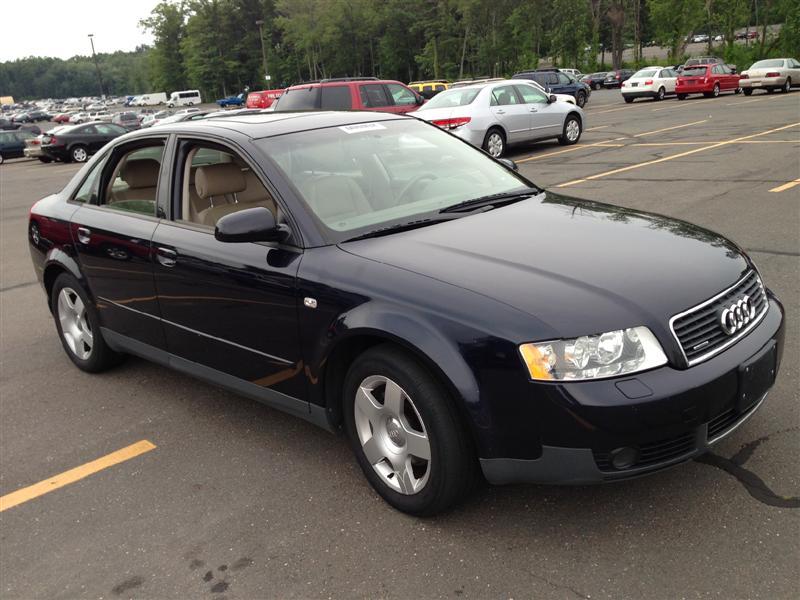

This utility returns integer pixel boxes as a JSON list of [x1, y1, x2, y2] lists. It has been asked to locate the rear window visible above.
[[417, 87, 481, 110], [320, 85, 353, 110], [274, 87, 320, 111], [750, 59, 784, 69], [682, 67, 708, 76], [633, 69, 658, 78]]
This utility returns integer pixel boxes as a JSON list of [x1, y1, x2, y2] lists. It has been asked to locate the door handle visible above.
[[76, 227, 91, 245], [495, 109, 505, 114], [529, 107, 538, 112], [156, 247, 177, 267]]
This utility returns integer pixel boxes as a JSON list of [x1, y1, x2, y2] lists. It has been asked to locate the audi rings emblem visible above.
[[719, 295, 756, 336]]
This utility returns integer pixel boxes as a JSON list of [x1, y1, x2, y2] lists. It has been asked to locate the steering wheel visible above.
[[397, 173, 438, 204]]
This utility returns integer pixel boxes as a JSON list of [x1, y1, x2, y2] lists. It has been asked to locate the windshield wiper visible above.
[[343, 209, 491, 242], [439, 188, 539, 213]]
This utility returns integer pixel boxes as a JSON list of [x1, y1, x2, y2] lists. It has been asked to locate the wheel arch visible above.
[[42, 252, 90, 313]]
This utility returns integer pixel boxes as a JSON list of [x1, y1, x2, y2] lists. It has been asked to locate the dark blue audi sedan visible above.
[[28, 111, 784, 515]]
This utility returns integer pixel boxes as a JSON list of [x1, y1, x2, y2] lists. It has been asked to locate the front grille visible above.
[[593, 431, 696, 472], [670, 271, 768, 366]]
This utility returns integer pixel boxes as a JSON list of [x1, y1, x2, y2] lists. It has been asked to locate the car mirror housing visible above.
[[416, 94, 425, 105], [214, 207, 289, 243], [548, 94, 557, 104], [497, 158, 518, 171]]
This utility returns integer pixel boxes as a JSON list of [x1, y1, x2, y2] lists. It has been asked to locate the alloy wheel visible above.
[[657, 87, 665, 100], [72, 147, 88, 162], [57, 287, 93, 360], [486, 132, 504, 157], [565, 118, 581, 142], [713, 84, 720, 97], [784, 79, 791, 93], [353, 375, 431, 495]]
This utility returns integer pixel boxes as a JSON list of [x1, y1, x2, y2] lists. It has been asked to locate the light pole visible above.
[[255, 20, 270, 85], [87, 34, 106, 98]]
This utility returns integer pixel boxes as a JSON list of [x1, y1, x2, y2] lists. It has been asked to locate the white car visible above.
[[740, 58, 800, 95], [69, 112, 90, 124], [621, 66, 679, 102], [559, 68, 583, 79], [411, 79, 586, 157], [88, 111, 113, 122]]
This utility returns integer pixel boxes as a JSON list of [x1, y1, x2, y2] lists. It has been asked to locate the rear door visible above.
[[489, 85, 530, 142]]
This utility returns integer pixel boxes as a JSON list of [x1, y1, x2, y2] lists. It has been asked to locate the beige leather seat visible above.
[[112, 159, 160, 202], [194, 163, 278, 227], [299, 175, 373, 222]]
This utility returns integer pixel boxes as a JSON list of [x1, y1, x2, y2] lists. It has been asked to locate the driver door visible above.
[[514, 84, 562, 139]]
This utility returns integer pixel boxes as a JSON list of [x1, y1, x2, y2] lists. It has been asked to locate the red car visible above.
[[52, 113, 74, 124], [245, 89, 284, 109], [273, 77, 424, 114], [676, 64, 741, 99]]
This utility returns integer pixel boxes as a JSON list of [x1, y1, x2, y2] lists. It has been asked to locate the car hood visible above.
[[340, 192, 750, 342]]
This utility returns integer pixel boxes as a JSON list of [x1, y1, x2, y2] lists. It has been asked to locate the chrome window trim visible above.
[[668, 271, 769, 367]]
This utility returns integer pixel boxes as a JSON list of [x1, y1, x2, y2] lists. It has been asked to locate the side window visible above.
[[515, 84, 548, 104], [320, 85, 353, 110], [359, 84, 391, 108], [101, 144, 165, 216], [491, 85, 521, 106], [95, 124, 118, 136], [548, 73, 559, 85], [386, 83, 418, 106], [557, 72, 572, 84], [80, 125, 98, 135], [179, 142, 278, 228], [712, 65, 721, 74], [72, 158, 106, 204]]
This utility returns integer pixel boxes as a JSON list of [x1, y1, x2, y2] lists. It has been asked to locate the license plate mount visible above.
[[737, 341, 776, 412]]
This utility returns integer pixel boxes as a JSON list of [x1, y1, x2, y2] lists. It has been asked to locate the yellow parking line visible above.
[[516, 139, 619, 163], [634, 140, 799, 146], [0, 440, 156, 512], [768, 178, 800, 193], [651, 98, 715, 112], [633, 119, 707, 137], [557, 121, 800, 188], [586, 125, 609, 131]]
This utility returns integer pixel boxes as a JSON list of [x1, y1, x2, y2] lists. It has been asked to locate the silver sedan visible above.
[[411, 80, 586, 157], [740, 58, 800, 95]]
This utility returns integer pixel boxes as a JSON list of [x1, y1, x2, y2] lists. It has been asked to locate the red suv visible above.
[[273, 78, 424, 113], [245, 89, 284, 109], [676, 64, 741, 99]]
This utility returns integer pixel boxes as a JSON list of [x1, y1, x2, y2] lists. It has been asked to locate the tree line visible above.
[[2, 0, 799, 101]]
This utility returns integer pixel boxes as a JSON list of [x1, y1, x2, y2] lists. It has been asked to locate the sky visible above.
[[1, 0, 161, 62]]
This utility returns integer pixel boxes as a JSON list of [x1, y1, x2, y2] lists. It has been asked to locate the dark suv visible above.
[[274, 77, 425, 113], [111, 111, 141, 130], [511, 69, 591, 107]]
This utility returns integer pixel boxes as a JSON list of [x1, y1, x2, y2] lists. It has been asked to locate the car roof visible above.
[[124, 110, 408, 140]]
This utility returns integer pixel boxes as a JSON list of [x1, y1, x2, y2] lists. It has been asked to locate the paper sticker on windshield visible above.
[[339, 123, 386, 134]]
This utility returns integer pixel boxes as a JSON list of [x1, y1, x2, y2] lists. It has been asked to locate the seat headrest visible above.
[[196, 163, 247, 198], [122, 159, 160, 189]]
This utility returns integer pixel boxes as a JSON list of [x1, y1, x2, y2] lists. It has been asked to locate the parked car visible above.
[[684, 57, 727, 69], [408, 80, 450, 99], [245, 89, 284, 109], [25, 109, 49, 122], [0, 117, 20, 130], [86, 103, 106, 111], [676, 63, 741, 99], [412, 79, 585, 157], [739, 58, 800, 95], [167, 89, 202, 108], [512, 69, 591, 107], [40, 122, 127, 162], [52, 112, 75, 124], [27, 111, 784, 515], [602, 69, 635, 88], [135, 93, 168, 106], [151, 111, 210, 126], [12, 112, 33, 123], [736, 30, 758, 40], [690, 34, 710, 44], [216, 93, 245, 107], [140, 110, 173, 128], [24, 127, 68, 162], [580, 72, 607, 90], [273, 78, 425, 113], [88, 111, 113, 122], [559, 68, 583, 79], [0, 129, 36, 164], [69, 112, 91, 124], [621, 66, 679, 102], [111, 111, 142, 130]]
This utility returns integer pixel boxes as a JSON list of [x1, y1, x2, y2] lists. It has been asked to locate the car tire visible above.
[[624, 96, 634, 103], [576, 91, 586, 108], [712, 84, 720, 97], [482, 128, 505, 158], [743, 88, 753, 96], [766, 88, 775, 94], [70, 145, 89, 163], [0, 154, 4, 165], [734, 87, 742, 94], [38, 157, 52, 163], [677, 93, 687, 100], [559, 114, 582, 145], [343, 344, 477, 516], [51, 273, 124, 373], [656, 87, 666, 101], [782, 78, 791, 93]]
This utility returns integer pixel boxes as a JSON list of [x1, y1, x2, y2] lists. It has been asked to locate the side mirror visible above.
[[416, 94, 425, 105], [548, 94, 557, 104], [498, 158, 518, 171], [215, 207, 289, 243]]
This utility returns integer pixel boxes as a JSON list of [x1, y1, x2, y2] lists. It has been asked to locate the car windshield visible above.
[[415, 87, 482, 110], [682, 67, 708, 76], [750, 59, 784, 69], [257, 119, 530, 242], [633, 69, 658, 78]]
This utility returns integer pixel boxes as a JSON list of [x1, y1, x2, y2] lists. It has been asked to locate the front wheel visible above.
[[70, 145, 88, 163], [559, 115, 582, 145], [344, 345, 476, 515], [482, 128, 505, 158], [743, 88, 753, 96], [51, 273, 124, 373], [576, 91, 586, 108]]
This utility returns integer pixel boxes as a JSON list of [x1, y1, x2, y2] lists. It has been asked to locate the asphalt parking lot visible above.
[[1, 88, 798, 599]]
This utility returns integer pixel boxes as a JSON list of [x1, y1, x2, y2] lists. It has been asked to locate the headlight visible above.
[[519, 326, 667, 381]]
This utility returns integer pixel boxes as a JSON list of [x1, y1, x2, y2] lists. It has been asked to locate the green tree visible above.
[[140, 1, 187, 93], [646, 0, 704, 62]]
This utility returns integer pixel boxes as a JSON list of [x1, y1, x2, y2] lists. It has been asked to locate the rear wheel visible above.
[[624, 96, 634, 103], [677, 93, 687, 100], [783, 78, 792, 93], [482, 128, 505, 158], [743, 88, 753, 96], [343, 345, 476, 516], [559, 114, 582, 145], [767, 88, 775, 94], [38, 157, 52, 163], [70, 145, 88, 163], [656, 87, 666, 101], [734, 87, 742, 94], [51, 273, 124, 373]]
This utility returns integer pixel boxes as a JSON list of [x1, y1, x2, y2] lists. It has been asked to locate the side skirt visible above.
[[101, 328, 334, 432]]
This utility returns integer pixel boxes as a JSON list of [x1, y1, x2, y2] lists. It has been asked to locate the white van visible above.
[[167, 90, 202, 108], [136, 93, 168, 106]]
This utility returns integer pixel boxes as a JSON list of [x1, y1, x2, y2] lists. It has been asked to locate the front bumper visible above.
[[481, 295, 784, 484], [740, 77, 786, 89]]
